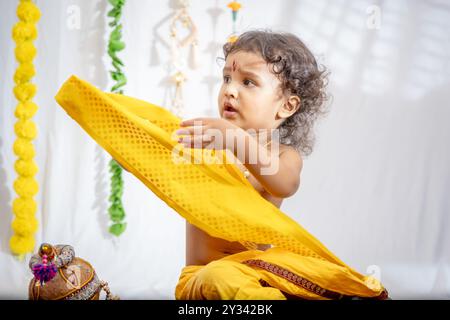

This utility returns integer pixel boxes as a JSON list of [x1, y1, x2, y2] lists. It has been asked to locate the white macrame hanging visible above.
[[169, 0, 200, 117]]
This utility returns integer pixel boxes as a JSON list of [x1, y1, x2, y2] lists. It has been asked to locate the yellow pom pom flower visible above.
[[14, 119, 37, 139], [12, 216, 38, 236], [13, 138, 36, 160], [14, 62, 36, 84], [12, 21, 37, 42], [228, 35, 239, 43], [13, 82, 36, 102], [13, 176, 39, 198], [14, 101, 38, 119], [12, 197, 37, 218], [15, 159, 38, 177], [17, 1, 41, 23], [10, 235, 35, 256], [15, 41, 36, 63], [227, 1, 242, 11]]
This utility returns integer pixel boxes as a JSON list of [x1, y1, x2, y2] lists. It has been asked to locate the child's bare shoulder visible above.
[[278, 144, 303, 171], [279, 143, 303, 160]]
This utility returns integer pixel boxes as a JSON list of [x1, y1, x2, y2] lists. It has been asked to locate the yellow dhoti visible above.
[[175, 247, 387, 300], [55, 76, 389, 300], [175, 252, 288, 300]]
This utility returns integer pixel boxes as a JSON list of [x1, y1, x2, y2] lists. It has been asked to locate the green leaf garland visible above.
[[107, 0, 127, 236]]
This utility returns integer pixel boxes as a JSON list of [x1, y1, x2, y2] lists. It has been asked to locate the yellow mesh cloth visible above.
[[55, 75, 387, 298]]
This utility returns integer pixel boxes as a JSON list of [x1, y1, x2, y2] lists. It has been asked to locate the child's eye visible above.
[[223, 75, 231, 83], [243, 79, 254, 86]]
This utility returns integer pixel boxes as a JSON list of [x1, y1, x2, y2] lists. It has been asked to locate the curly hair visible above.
[[221, 29, 330, 156]]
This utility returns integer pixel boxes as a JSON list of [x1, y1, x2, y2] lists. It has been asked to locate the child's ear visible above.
[[278, 95, 301, 119]]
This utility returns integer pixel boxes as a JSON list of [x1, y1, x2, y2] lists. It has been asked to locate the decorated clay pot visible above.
[[28, 243, 118, 300]]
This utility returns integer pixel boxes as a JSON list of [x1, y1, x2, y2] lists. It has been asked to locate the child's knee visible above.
[[196, 260, 236, 285], [193, 260, 262, 299], [193, 260, 286, 300]]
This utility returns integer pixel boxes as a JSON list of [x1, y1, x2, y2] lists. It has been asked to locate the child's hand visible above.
[[175, 117, 241, 151]]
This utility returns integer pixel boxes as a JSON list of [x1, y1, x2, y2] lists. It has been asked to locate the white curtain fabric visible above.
[[1, 0, 449, 299]]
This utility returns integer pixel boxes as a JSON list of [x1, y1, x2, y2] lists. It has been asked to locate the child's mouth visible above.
[[223, 103, 238, 118]]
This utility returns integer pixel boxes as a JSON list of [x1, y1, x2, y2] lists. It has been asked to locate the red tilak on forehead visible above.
[[232, 60, 237, 72]]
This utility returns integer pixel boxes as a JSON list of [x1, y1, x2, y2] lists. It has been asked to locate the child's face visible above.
[[218, 50, 286, 131]]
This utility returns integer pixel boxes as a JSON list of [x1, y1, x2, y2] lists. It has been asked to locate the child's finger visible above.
[[176, 124, 207, 135], [180, 118, 208, 127], [179, 135, 212, 148], [175, 128, 191, 136]]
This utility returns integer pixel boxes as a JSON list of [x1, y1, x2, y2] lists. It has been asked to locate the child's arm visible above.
[[177, 118, 302, 198], [233, 129, 303, 198]]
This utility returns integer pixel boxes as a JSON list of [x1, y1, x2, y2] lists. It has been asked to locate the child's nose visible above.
[[224, 84, 238, 99]]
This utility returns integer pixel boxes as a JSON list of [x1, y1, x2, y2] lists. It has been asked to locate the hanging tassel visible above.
[[171, 71, 186, 117], [188, 40, 200, 70], [32, 254, 57, 285], [170, 38, 181, 70], [149, 39, 160, 66]]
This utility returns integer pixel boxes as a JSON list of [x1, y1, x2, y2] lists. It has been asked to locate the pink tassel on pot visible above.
[[32, 254, 57, 285]]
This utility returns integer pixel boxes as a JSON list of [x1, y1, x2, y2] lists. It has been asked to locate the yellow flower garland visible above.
[[10, 0, 41, 257]]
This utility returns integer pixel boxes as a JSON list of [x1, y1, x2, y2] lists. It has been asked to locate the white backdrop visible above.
[[1, 0, 449, 299]]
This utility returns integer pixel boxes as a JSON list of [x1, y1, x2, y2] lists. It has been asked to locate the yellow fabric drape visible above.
[[55, 75, 388, 299]]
